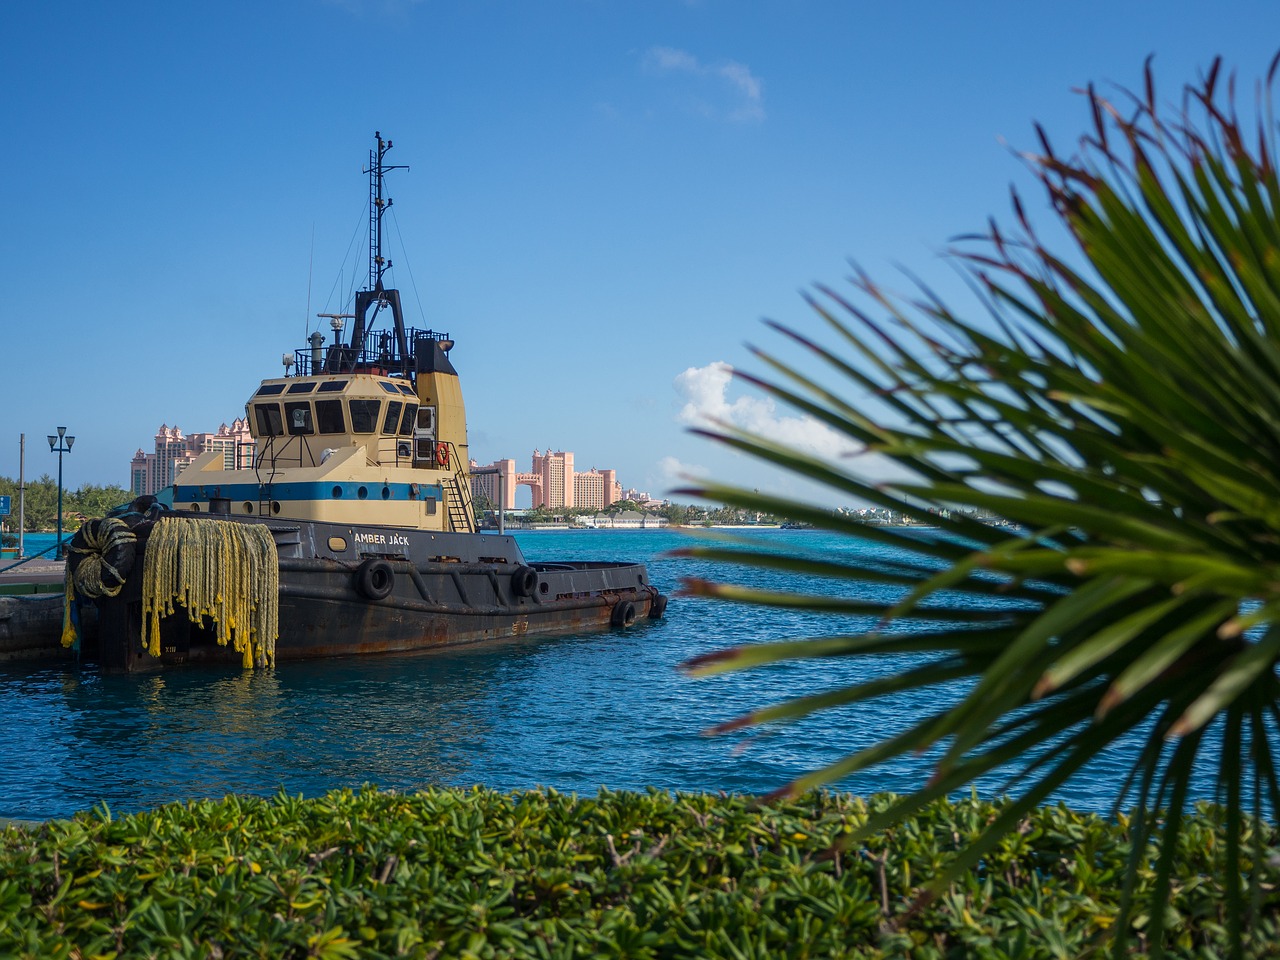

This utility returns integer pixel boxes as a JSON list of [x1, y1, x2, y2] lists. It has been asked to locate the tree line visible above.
[[0, 475, 132, 533]]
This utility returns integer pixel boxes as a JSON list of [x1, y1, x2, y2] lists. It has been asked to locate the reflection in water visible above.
[[0, 530, 1225, 820], [1, 640, 545, 819]]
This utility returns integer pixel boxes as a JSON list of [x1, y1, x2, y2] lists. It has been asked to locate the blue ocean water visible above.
[[0, 528, 1221, 821], [5, 531, 60, 560]]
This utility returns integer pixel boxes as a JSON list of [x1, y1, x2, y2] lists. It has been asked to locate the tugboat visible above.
[[65, 133, 666, 672]]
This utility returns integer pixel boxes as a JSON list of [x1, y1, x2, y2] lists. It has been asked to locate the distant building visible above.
[[533, 448, 574, 509], [623, 488, 668, 510], [577, 511, 668, 529], [129, 420, 253, 495], [470, 458, 517, 510], [470, 450, 622, 510], [573, 467, 618, 512]]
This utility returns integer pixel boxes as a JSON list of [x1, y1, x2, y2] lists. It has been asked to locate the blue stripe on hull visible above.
[[174, 481, 444, 503]]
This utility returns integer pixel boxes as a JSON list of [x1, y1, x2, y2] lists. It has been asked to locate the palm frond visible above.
[[683, 56, 1280, 957]]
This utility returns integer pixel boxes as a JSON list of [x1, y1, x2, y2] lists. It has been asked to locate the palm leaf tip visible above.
[[675, 577, 724, 599], [706, 713, 759, 736], [680, 646, 751, 676]]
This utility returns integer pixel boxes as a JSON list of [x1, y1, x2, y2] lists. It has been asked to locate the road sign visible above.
[[0, 496, 9, 516]]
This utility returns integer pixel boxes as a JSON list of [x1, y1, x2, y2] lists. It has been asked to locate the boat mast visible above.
[[349, 132, 411, 376]]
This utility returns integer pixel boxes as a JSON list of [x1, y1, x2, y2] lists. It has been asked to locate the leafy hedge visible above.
[[0, 788, 1274, 958]]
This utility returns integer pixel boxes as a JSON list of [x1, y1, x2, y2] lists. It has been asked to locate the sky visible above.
[[2, 1, 1277, 508]]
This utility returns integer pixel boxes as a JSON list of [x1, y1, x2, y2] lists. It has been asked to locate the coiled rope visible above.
[[141, 518, 280, 668], [62, 517, 138, 649], [69, 518, 136, 598]]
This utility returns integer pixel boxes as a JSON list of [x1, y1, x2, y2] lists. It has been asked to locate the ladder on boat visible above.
[[441, 445, 475, 533]]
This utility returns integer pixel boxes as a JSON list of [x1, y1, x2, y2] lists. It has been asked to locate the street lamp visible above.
[[47, 427, 74, 558]]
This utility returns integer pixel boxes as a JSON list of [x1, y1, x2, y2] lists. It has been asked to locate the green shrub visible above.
[[0, 787, 1274, 958]]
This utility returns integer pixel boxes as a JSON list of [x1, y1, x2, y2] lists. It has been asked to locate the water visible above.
[[4, 531, 61, 562], [0, 529, 1221, 820]]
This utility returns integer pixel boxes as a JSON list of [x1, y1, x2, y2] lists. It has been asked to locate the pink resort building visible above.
[[129, 420, 253, 495], [470, 450, 621, 511]]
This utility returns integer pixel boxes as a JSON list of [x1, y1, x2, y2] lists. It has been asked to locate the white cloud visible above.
[[643, 46, 765, 123], [673, 362, 855, 460], [655, 454, 708, 486], [647, 46, 701, 74]]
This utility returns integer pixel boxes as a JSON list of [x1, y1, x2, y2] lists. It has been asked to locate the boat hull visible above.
[[84, 516, 663, 672]]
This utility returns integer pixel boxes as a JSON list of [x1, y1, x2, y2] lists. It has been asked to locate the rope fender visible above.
[[69, 517, 137, 599], [62, 517, 138, 650]]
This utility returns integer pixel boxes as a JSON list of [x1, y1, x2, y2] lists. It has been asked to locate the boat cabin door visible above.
[[414, 406, 437, 465]]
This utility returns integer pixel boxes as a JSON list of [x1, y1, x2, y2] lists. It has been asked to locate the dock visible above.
[[0, 558, 65, 592], [0, 559, 74, 663]]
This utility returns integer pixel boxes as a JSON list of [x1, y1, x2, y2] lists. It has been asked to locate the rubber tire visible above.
[[647, 594, 668, 620], [511, 565, 538, 598], [68, 517, 136, 596], [611, 599, 637, 629], [355, 558, 395, 600]]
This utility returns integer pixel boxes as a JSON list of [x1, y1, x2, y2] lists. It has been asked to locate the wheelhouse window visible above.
[[316, 399, 345, 434], [349, 399, 381, 433], [286, 381, 317, 394], [285, 402, 314, 435], [255, 383, 286, 396], [399, 403, 418, 436], [382, 400, 403, 435], [253, 402, 284, 437], [318, 381, 347, 393]]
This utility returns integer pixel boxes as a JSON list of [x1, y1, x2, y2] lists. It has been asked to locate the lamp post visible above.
[[47, 426, 74, 559]]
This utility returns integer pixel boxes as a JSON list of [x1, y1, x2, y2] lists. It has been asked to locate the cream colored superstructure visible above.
[[172, 371, 474, 532]]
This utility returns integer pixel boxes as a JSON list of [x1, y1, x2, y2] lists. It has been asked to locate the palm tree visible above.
[[679, 56, 1280, 957]]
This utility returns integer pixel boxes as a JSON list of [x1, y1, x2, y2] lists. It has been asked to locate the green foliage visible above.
[[0, 787, 1274, 959], [0, 476, 132, 533], [678, 57, 1280, 958]]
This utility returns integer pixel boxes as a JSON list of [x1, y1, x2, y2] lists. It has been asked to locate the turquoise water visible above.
[[0, 529, 1219, 820], [4, 531, 61, 561]]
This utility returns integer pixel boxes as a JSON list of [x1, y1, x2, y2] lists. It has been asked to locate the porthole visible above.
[[381, 486, 391, 500], [272, 501, 281, 514], [243, 502, 254, 514], [189, 503, 200, 512], [332, 486, 343, 498], [358, 486, 368, 500], [327, 536, 348, 552], [539, 582, 549, 595]]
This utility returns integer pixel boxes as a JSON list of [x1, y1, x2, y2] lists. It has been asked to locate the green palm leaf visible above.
[[680, 56, 1280, 958]]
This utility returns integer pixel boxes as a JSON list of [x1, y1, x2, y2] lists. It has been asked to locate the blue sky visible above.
[[2, 1, 1276, 507]]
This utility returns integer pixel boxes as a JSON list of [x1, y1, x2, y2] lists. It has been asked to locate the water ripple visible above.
[[0, 529, 1227, 819]]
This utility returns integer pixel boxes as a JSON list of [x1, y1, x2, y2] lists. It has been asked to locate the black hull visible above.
[[84, 517, 664, 672]]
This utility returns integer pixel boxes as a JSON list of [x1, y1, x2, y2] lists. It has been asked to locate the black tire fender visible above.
[[648, 594, 668, 620], [355, 558, 395, 600], [511, 565, 538, 598], [611, 599, 637, 629]]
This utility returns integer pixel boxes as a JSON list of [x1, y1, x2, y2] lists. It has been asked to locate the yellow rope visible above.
[[141, 518, 279, 668], [60, 572, 78, 649]]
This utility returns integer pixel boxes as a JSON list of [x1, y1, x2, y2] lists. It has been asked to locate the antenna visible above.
[[348, 132, 411, 371], [304, 222, 315, 339], [366, 131, 409, 295]]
